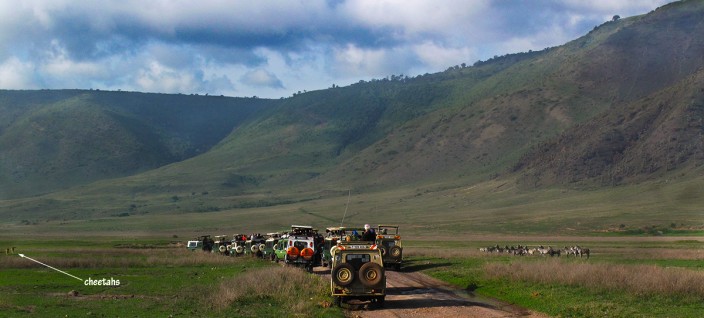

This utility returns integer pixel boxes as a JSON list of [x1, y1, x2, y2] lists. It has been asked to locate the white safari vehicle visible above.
[[282, 225, 318, 272]]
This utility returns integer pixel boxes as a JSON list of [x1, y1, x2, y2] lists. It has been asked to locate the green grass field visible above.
[[3, 174, 703, 238], [1, 173, 703, 317], [408, 237, 704, 318], [0, 238, 342, 318], [1, 235, 701, 317]]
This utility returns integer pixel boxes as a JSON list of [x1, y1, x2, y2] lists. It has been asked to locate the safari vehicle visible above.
[[244, 233, 267, 258], [322, 227, 342, 267], [188, 235, 214, 252], [273, 236, 289, 263], [322, 227, 365, 268], [278, 225, 319, 272], [228, 234, 247, 256], [186, 240, 202, 251], [376, 225, 403, 270], [330, 242, 385, 307], [212, 235, 230, 255], [262, 232, 282, 261]]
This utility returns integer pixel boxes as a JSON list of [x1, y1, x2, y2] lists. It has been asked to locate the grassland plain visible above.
[[1, 234, 702, 317], [3, 174, 703, 238], [1, 173, 703, 317], [407, 238, 704, 318], [0, 238, 342, 318]]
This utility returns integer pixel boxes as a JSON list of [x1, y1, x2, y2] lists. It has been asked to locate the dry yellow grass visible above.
[[599, 247, 704, 260], [485, 260, 704, 298], [213, 266, 330, 316]]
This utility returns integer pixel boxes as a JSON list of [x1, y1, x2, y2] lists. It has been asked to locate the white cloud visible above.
[[561, 0, 668, 13], [135, 61, 200, 93], [0, 57, 37, 89], [412, 42, 477, 71], [0, 0, 677, 98], [240, 69, 283, 89], [331, 44, 390, 77], [41, 40, 106, 82], [340, 0, 490, 38]]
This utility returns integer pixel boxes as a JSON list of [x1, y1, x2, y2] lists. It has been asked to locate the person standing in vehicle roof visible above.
[[362, 224, 376, 241]]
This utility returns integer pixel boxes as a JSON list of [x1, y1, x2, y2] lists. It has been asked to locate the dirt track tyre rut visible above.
[[318, 266, 548, 318]]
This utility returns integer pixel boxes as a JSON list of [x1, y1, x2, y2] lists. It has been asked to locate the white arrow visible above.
[[18, 254, 83, 282]]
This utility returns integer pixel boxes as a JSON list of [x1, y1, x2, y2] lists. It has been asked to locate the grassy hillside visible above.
[[516, 69, 704, 187], [2, 1, 704, 233], [0, 90, 273, 198]]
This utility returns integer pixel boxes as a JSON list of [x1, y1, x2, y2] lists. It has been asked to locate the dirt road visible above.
[[315, 266, 548, 318]]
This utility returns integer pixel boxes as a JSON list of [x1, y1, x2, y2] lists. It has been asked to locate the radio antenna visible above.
[[340, 189, 351, 227]]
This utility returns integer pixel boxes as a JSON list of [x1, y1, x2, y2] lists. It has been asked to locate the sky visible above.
[[0, 0, 674, 99]]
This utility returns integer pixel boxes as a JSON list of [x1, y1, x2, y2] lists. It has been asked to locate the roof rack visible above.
[[337, 242, 378, 250]]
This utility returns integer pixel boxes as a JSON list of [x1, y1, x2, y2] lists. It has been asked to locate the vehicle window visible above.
[[345, 254, 371, 270], [293, 241, 309, 250], [382, 241, 395, 249]]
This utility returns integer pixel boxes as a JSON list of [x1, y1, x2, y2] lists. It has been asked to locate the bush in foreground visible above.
[[213, 266, 339, 317]]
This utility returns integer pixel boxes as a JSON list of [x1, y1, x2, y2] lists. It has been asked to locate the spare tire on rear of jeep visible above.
[[332, 263, 355, 287], [358, 262, 384, 288], [390, 246, 402, 259]]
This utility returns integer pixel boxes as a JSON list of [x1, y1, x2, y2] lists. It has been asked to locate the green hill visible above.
[[0, 90, 273, 198], [515, 68, 704, 187], [2, 0, 704, 233]]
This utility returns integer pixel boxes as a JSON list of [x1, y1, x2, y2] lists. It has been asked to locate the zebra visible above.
[[536, 246, 550, 256], [577, 246, 590, 259], [547, 246, 561, 257], [563, 246, 579, 257]]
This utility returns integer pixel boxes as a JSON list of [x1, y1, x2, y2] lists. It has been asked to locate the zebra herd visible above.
[[479, 244, 591, 259]]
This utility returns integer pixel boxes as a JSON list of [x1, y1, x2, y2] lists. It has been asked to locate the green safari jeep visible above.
[[228, 234, 247, 256], [376, 225, 403, 270], [212, 235, 230, 255], [330, 242, 385, 307], [262, 232, 282, 261], [244, 233, 267, 258], [273, 237, 288, 263]]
